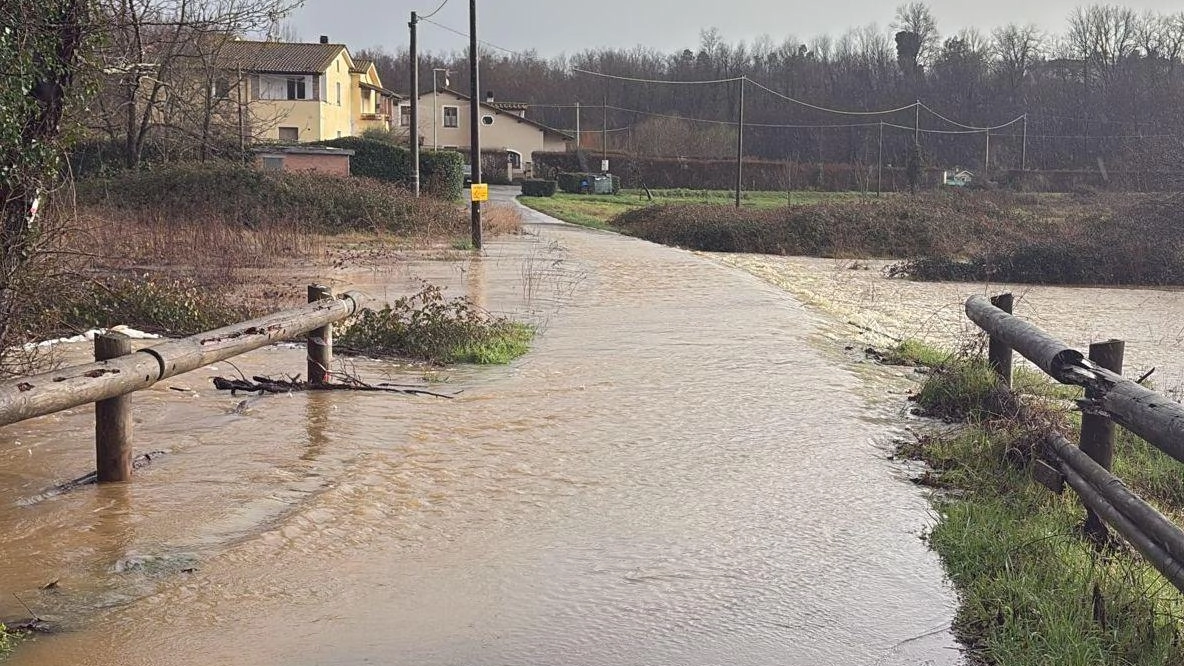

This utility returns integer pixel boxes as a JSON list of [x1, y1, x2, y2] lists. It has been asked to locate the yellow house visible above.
[[399, 88, 572, 178], [219, 37, 401, 143]]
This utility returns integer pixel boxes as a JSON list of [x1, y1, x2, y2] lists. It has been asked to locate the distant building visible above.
[[398, 88, 572, 179], [253, 145, 356, 176], [219, 37, 402, 143]]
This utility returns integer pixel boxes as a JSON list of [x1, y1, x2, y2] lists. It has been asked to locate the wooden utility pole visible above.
[[735, 76, 745, 208], [468, 0, 482, 249], [409, 11, 420, 196]]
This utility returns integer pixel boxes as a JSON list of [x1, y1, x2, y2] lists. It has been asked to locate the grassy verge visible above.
[[889, 341, 1184, 664], [517, 190, 861, 229], [533, 188, 1183, 286], [335, 285, 533, 365]]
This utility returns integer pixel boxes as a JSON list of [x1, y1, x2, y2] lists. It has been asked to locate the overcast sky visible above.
[[288, 0, 1184, 58]]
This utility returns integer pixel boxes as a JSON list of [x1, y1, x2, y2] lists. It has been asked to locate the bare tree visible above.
[[90, 0, 304, 168], [892, 2, 940, 65]]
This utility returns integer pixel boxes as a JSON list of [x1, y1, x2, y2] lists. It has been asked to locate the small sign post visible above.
[[470, 183, 489, 202]]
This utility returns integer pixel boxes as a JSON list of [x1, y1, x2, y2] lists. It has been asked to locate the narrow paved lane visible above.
[[8, 190, 958, 665]]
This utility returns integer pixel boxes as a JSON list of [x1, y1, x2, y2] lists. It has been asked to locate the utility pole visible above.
[[468, 0, 482, 249], [409, 11, 420, 197], [877, 121, 883, 197], [1021, 114, 1028, 171], [735, 76, 745, 208], [984, 129, 991, 175], [914, 100, 920, 144], [601, 92, 607, 170], [575, 101, 580, 153]]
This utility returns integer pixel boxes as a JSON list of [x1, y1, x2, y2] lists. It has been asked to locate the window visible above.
[[399, 104, 412, 127], [286, 77, 306, 100], [261, 156, 284, 171], [336, 81, 341, 106], [507, 150, 522, 169], [443, 105, 459, 128], [212, 76, 231, 99], [278, 127, 299, 142]]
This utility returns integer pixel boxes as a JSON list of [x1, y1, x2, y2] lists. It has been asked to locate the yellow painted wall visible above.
[[319, 51, 355, 139]]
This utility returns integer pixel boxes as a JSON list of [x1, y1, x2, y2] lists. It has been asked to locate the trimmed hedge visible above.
[[533, 150, 1184, 193], [315, 137, 464, 200], [520, 179, 557, 197], [75, 162, 467, 234]]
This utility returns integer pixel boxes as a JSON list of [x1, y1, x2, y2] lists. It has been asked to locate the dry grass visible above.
[[482, 202, 525, 236]]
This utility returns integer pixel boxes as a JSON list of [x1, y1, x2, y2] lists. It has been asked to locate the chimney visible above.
[[319, 35, 329, 44], [485, 90, 494, 103]]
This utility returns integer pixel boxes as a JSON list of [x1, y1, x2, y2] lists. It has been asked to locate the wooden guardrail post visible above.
[[1081, 339, 1125, 541], [987, 293, 1014, 388], [95, 333, 133, 483], [307, 285, 333, 386]]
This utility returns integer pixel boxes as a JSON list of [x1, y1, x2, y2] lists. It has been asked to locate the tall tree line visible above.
[[363, 3, 1184, 173]]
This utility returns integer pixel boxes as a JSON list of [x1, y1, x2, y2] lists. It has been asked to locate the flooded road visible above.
[[718, 254, 1184, 391], [3, 193, 958, 665]]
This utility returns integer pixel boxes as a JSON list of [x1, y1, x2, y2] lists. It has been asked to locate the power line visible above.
[[918, 103, 1025, 131], [606, 104, 886, 129], [420, 17, 517, 55], [573, 69, 744, 85], [418, 0, 449, 20], [745, 77, 918, 116]]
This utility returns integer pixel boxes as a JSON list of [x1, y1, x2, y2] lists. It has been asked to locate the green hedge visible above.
[[520, 179, 557, 197], [314, 137, 464, 200], [75, 162, 467, 233]]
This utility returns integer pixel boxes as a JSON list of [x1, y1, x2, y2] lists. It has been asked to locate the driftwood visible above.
[[212, 375, 455, 399]]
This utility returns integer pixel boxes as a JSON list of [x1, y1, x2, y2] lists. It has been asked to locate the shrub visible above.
[[480, 149, 513, 185], [57, 274, 250, 336], [314, 137, 464, 200], [75, 163, 467, 235], [557, 172, 592, 193], [335, 284, 533, 365], [610, 193, 1029, 258], [520, 179, 557, 197], [420, 150, 465, 200]]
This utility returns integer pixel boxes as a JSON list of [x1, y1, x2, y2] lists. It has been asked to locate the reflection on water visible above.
[[4, 218, 960, 665]]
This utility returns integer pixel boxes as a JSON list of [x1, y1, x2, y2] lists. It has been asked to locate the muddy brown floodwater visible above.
[[2, 192, 961, 665]]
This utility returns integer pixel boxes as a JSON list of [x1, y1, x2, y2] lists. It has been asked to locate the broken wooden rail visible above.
[[966, 293, 1184, 592], [0, 285, 362, 483]]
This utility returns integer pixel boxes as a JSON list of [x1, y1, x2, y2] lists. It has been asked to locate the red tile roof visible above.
[[219, 40, 346, 74]]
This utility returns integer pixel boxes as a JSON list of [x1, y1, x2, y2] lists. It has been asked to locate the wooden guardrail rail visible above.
[[0, 285, 362, 483], [966, 293, 1184, 591]]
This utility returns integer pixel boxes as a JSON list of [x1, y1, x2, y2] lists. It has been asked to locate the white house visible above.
[[399, 88, 571, 179]]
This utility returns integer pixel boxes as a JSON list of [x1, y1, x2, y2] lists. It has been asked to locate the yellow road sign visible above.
[[470, 183, 489, 202]]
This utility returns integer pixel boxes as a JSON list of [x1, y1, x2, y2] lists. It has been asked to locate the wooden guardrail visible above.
[[966, 293, 1184, 591], [0, 285, 362, 483]]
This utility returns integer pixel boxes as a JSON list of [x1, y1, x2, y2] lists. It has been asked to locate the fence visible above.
[[0, 285, 361, 484], [966, 293, 1184, 591]]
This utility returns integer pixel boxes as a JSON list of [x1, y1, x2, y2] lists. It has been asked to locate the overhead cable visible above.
[[745, 77, 919, 116], [572, 69, 744, 85], [420, 17, 518, 55], [417, 0, 449, 20]]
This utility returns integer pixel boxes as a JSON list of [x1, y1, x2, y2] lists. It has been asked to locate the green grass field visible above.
[[517, 189, 869, 229]]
